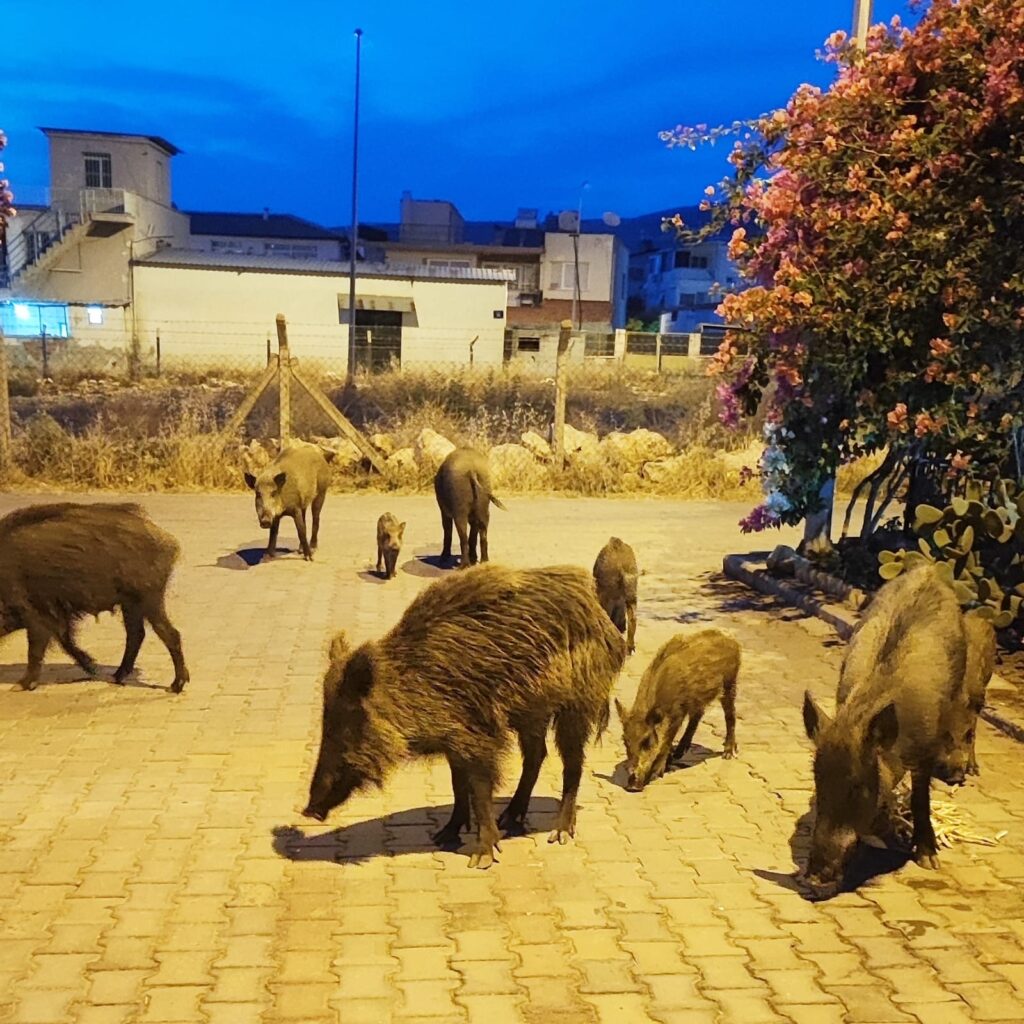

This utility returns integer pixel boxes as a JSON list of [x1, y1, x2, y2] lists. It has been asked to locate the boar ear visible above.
[[274, 471, 287, 488], [398, 522, 406, 535], [614, 697, 627, 723], [343, 648, 376, 700], [244, 472, 257, 490], [328, 631, 350, 663], [803, 691, 831, 743], [867, 702, 899, 750]]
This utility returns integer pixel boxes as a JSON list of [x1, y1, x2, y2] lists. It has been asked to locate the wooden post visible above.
[[41, 327, 49, 380], [0, 324, 12, 479], [655, 332, 663, 373], [276, 313, 291, 445], [553, 319, 573, 468], [266, 335, 272, 366], [155, 329, 161, 377]]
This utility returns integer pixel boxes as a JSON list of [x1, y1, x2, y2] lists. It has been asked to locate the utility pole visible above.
[[852, 0, 872, 45], [347, 28, 363, 384]]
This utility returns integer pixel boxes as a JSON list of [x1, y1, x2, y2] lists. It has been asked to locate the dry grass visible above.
[[6, 363, 762, 498]]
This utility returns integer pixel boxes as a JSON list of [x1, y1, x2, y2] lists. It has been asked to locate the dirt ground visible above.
[[2, 492, 1024, 1024]]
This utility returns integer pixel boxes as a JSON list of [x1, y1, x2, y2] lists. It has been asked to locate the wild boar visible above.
[[593, 537, 639, 653], [302, 564, 626, 868], [802, 565, 968, 896], [434, 447, 507, 568], [244, 441, 335, 561], [615, 629, 739, 791], [0, 502, 189, 693], [376, 513, 405, 579]]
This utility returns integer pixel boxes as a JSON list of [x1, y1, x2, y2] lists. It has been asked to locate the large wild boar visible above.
[[0, 502, 189, 693], [615, 629, 739, 791], [802, 565, 967, 896], [302, 564, 626, 868], [244, 441, 335, 561], [593, 537, 639, 653], [434, 448, 507, 568], [375, 513, 405, 580]]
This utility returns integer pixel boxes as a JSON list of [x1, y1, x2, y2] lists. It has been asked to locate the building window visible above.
[[516, 337, 541, 353], [675, 251, 709, 269], [0, 301, 71, 338], [84, 153, 112, 189], [264, 242, 318, 260], [426, 259, 472, 269], [550, 262, 589, 291], [211, 239, 251, 255], [87, 306, 104, 325]]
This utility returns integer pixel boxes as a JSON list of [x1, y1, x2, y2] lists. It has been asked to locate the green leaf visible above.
[[932, 529, 952, 549], [952, 497, 969, 517], [879, 561, 904, 581], [974, 604, 997, 621], [934, 561, 955, 586], [958, 524, 975, 551], [984, 509, 1005, 537], [992, 610, 1014, 629], [878, 549, 897, 564], [919, 537, 933, 556], [954, 582, 977, 605]]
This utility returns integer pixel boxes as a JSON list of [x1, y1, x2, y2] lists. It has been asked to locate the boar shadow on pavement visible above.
[[700, 570, 812, 620], [756, 796, 912, 901], [0, 661, 169, 691], [271, 796, 562, 865], [215, 543, 297, 569], [403, 550, 453, 579]]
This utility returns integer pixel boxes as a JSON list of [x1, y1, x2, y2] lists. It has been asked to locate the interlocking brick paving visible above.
[[1, 492, 1022, 1023]]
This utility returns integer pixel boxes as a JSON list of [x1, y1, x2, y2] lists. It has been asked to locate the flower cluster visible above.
[[0, 130, 14, 226], [667, 0, 1024, 529]]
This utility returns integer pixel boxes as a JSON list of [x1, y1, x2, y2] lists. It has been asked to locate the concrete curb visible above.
[[723, 552, 1024, 747]]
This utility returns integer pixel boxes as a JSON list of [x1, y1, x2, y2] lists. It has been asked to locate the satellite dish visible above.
[[602, 211, 621, 227], [557, 210, 580, 232]]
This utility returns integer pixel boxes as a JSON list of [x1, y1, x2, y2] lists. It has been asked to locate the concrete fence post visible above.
[[614, 328, 626, 362], [553, 319, 573, 468], [276, 314, 291, 445]]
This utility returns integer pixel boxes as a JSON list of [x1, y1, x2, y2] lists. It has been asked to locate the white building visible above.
[[188, 210, 344, 262], [133, 251, 511, 371]]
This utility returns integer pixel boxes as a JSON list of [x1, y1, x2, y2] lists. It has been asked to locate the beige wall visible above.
[[542, 232, 615, 302], [132, 263, 508, 370], [48, 134, 174, 207]]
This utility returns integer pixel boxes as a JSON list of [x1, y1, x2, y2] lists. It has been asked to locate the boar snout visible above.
[[301, 805, 328, 823], [802, 820, 857, 899]]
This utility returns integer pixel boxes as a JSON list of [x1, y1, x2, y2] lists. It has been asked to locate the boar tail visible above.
[[489, 493, 508, 511], [594, 700, 611, 744]]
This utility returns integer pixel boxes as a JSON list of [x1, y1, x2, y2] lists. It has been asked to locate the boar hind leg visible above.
[[910, 768, 940, 869], [143, 597, 189, 695], [549, 711, 587, 846], [434, 760, 471, 848], [293, 510, 313, 561], [498, 728, 547, 835], [626, 603, 637, 654], [721, 673, 738, 758], [454, 518, 472, 569], [20, 617, 52, 691], [376, 544, 384, 574], [467, 523, 480, 566], [467, 767, 502, 869], [310, 490, 326, 551], [478, 525, 489, 564], [440, 512, 454, 562], [114, 605, 146, 684], [671, 711, 703, 762]]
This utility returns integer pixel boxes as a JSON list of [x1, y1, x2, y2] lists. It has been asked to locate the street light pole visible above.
[[571, 181, 588, 332], [347, 28, 363, 384]]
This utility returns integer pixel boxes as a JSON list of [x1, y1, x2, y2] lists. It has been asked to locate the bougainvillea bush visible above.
[[665, 0, 1024, 534]]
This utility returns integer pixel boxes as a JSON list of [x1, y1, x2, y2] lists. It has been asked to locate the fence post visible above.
[[266, 335, 272, 366], [470, 335, 478, 367], [655, 333, 663, 373], [155, 329, 161, 377], [553, 319, 573, 468], [276, 313, 291, 445], [41, 328, 49, 381], [614, 328, 626, 362], [0, 324, 12, 479]]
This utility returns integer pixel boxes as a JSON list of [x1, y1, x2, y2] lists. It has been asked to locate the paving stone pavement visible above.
[[1, 491, 1024, 1024]]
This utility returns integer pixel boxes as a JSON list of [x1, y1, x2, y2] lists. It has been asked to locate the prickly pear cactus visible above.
[[877, 481, 1024, 629]]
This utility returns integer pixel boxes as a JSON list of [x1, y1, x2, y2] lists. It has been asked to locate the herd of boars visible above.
[[0, 441, 999, 895]]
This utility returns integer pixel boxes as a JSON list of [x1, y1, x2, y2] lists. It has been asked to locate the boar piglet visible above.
[[244, 441, 335, 561], [376, 513, 405, 579], [303, 564, 626, 869], [593, 537, 639, 653], [434, 447, 507, 568], [0, 502, 189, 692], [802, 565, 968, 898], [616, 629, 740, 791]]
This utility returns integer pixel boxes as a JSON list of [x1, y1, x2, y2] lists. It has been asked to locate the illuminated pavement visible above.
[[2, 493, 1023, 1024]]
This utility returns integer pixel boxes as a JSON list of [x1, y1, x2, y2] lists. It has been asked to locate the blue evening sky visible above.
[[5, 0, 911, 227]]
